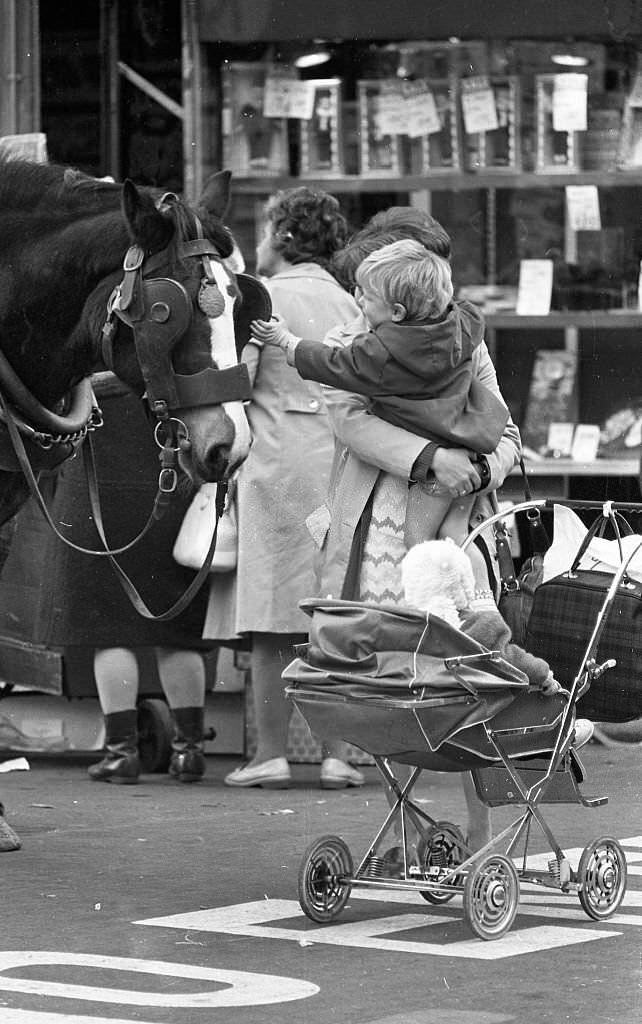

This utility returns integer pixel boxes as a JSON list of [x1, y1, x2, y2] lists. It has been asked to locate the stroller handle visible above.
[[463, 496, 642, 552]]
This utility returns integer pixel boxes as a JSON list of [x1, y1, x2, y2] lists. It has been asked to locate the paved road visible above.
[[0, 741, 640, 1024]]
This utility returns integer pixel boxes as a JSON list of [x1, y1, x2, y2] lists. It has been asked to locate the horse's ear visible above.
[[197, 170, 232, 220], [122, 178, 169, 249]]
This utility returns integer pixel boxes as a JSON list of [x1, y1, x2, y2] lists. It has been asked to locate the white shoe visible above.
[[320, 758, 365, 789], [224, 757, 291, 788], [572, 719, 594, 749]]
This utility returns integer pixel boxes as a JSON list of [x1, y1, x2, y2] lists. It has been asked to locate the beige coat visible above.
[[314, 340, 522, 601], [204, 263, 359, 638]]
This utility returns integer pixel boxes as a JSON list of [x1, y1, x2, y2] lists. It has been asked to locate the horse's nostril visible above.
[[204, 443, 231, 482]]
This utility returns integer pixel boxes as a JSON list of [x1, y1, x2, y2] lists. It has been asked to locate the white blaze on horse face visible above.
[[205, 257, 238, 371], [205, 258, 251, 466], [225, 242, 246, 275]]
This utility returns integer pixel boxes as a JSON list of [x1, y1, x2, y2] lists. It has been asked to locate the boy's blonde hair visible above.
[[355, 238, 453, 321]]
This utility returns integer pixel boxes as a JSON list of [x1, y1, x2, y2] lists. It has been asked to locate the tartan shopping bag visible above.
[[525, 511, 642, 723]]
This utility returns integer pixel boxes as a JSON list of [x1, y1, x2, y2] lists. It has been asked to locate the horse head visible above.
[[99, 171, 265, 484], [0, 161, 268, 506]]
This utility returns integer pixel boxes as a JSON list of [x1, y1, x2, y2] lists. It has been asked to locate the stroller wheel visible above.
[[463, 853, 519, 940], [417, 821, 466, 904], [577, 836, 627, 920], [298, 834, 353, 924]]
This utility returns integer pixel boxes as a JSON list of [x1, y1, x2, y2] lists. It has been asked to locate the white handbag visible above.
[[172, 483, 238, 573]]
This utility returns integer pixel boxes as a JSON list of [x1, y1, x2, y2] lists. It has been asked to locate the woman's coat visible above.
[[204, 263, 358, 638]]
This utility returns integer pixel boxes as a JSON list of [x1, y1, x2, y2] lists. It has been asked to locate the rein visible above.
[[0, 349, 101, 474], [0, 378, 228, 621]]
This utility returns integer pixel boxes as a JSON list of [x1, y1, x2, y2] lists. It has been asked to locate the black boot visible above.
[[88, 710, 140, 785], [168, 706, 209, 783]]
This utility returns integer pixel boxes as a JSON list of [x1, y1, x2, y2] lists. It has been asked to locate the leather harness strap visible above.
[[86, 436, 229, 621]]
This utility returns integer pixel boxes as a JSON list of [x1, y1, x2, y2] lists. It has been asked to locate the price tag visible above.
[[375, 84, 404, 136], [552, 74, 587, 132], [263, 77, 314, 119], [629, 71, 642, 107], [516, 259, 554, 316], [403, 82, 441, 137], [571, 424, 601, 462], [547, 422, 575, 457], [460, 76, 498, 135], [565, 185, 601, 231]]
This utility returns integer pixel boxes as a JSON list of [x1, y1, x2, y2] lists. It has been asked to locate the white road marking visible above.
[[136, 899, 618, 959], [136, 835, 640, 960], [3, 1014, 147, 1024], [0, 951, 317, 1009]]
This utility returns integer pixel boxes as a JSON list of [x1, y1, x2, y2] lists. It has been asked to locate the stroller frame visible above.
[[294, 499, 634, 940]]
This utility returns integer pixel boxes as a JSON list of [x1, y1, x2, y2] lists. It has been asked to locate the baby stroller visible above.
[[284, 499, 634, 941]]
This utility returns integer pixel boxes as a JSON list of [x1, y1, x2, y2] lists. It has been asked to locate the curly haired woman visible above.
[[204, 187, 362, 789]]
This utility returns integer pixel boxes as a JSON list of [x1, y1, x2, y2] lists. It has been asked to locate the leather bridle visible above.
[[100, 237, 252, 422], [0, 215, 270, 620]]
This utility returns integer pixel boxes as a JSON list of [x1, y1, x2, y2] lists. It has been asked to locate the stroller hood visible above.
[[284, 599, 558, 757]]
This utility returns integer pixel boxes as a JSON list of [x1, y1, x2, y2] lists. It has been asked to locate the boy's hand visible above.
[[540, 671, 562, 696], [250, 314, 294, 348]]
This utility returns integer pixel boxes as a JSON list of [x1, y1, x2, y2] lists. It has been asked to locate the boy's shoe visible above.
[[593, 721, 642, 747], [573, 719, 594, 749], [224, 757, 291, 788], [320, 758, 365, 789]]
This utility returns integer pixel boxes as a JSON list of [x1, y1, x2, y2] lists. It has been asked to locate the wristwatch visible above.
[[473, 455, 491, 492]]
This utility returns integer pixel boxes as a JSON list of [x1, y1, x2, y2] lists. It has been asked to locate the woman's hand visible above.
[[431, 447, 482, 496]]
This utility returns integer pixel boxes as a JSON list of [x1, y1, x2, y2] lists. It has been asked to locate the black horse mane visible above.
[[0, 158, 234, 261], [0, 159, 121, 212]]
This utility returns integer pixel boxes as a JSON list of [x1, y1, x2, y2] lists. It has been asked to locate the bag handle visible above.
[[492, 490, 518, 592], [493, 458, 549, 593], [517, 457, 549, 555], [570, 502, 629, 574]]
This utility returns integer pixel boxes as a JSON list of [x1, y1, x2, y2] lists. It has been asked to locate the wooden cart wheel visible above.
[[463, 853, 519, 940], [137, 698, 173, 773], [417, 821, 466, 904], [298, 834, 353, 923], [577, 836, 627, 920]]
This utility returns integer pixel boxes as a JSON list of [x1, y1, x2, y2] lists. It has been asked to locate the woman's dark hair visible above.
[[332, 206, 452, 292], [264, 186, 348, 270]]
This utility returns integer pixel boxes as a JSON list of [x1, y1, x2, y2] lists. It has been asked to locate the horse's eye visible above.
[[198, 280, 225, 318]]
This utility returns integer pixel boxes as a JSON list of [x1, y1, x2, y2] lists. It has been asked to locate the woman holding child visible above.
[[253, 205, 522, 848], [214, 197, 520, 845]]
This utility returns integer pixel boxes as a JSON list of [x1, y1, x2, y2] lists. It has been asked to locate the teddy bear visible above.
[[400, 538, 560, 694]]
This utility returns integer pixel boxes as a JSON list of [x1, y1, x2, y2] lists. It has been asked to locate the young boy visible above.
[[250, 238, 508, 565]]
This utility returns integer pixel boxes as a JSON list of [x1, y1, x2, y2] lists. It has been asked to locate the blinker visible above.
[[150, 302, 171, 323]]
